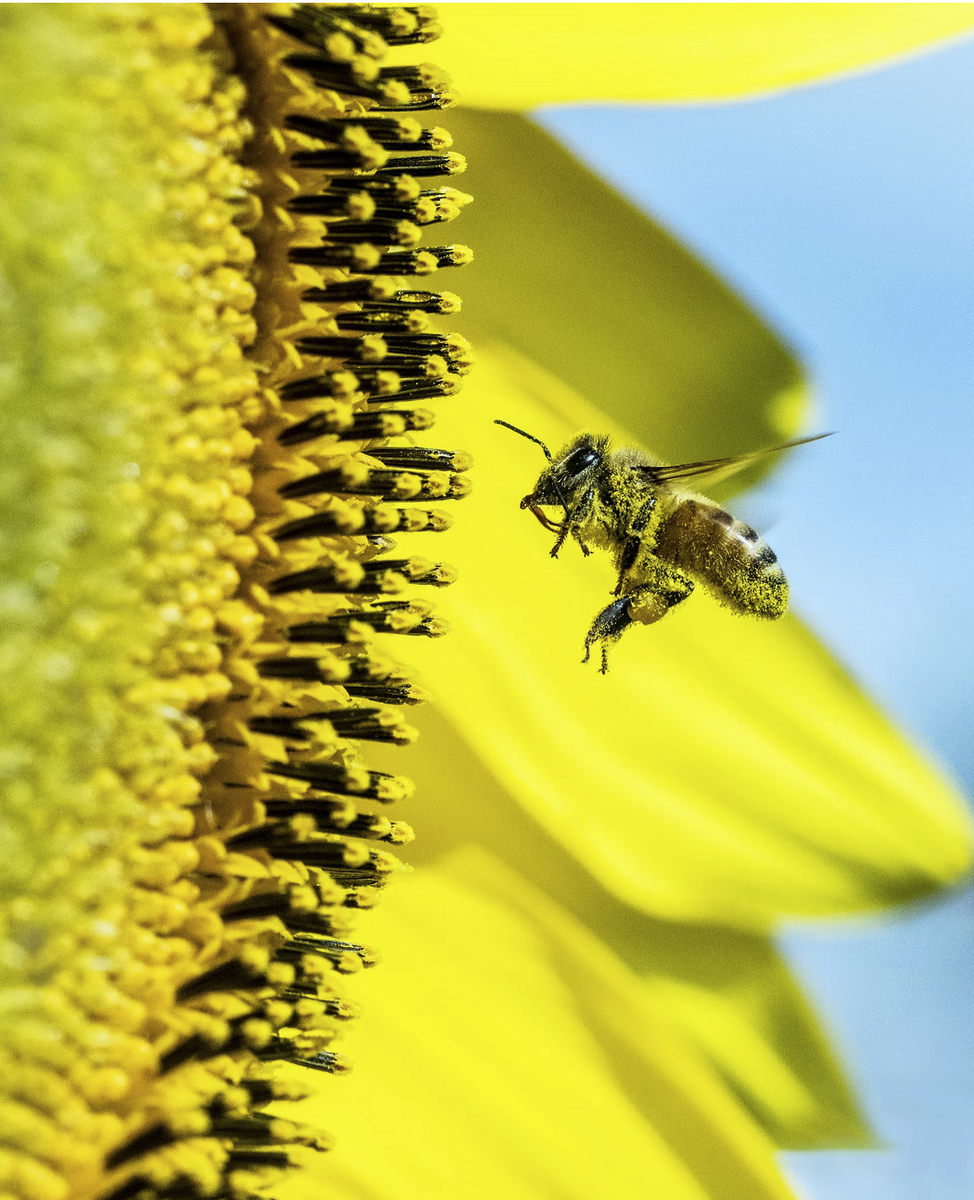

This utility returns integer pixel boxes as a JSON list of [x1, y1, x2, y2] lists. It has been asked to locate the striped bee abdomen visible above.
[[654, 497, 789, 619]]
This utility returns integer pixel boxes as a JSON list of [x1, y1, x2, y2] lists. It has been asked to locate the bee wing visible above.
[[638, 432, 833, 487]]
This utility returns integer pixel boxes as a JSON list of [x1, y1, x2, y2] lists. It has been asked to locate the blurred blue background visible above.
[[536, 33, 974, 1200]]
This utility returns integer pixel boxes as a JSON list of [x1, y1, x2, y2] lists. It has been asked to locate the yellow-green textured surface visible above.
[[0, 2, 251, 976]]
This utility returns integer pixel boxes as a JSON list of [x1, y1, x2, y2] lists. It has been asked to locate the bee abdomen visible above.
[[654, 498, 788, 618]]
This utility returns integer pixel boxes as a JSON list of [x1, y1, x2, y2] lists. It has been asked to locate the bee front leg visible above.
[[549, 521, 571, 558], [525, 505, 572, 559], [548, 520, 590, 559]]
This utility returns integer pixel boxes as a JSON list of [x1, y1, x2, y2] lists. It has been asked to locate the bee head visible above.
[[494, 422, 608, 519], [523, 432, 603, 506]]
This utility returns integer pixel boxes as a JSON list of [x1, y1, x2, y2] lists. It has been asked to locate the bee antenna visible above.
[[494, 420, 572, 522], [494, 419, 552, 462]]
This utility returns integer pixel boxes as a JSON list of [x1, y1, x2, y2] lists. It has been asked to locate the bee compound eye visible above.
[[562, 446, 600, 477]]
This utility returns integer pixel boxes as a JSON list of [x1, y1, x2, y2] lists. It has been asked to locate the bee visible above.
[[495, 420, 831, 673]]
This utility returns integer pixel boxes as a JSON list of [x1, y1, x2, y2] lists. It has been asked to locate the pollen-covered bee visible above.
[[496, 420, 830, 673]]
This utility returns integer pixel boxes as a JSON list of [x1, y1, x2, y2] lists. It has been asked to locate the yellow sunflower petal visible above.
[[370, 706, 871, 1150], [438, 3, 974, 108], [415, 340, 973, 926], [277, 849, 797, 1200], [434, 109, 806, 483], [646, 972, 874, 1150]]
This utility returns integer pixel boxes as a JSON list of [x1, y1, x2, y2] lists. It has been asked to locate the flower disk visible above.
[[0, 4, 470, 1199]]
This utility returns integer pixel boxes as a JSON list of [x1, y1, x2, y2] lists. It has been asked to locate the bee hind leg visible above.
[[582, 597, 634, 675], [584, 579, 694, 674]]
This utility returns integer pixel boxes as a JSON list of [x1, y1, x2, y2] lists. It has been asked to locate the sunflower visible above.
[[0, 6, 971, 1200]]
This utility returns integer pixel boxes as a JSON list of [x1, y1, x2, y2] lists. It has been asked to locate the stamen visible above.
[[264, 760, 413, 803]]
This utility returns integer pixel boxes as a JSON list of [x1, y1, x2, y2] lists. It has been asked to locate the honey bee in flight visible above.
[[496, 420, 831, 673]]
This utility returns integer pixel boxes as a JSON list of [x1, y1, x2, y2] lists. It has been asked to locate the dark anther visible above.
[[366, 446, 468, 471], [235, 1078, 283, 1107], [298, 276, 397, 303], [288, 244, 383, 271], [346, 407, 434, 436], [286, 113, 448, 153], [247, 716, 312, 740], [289, 147, 384, 171], [291, 333, 386, 361], [267, 566, 384, 598], [352, 245, 467, 275], [258, 841, 371, 870], [225, 1149, 292, 1170], [370, 92, 454, 114], [324, 174, 422, 199], [278, 373, 356, 402], [252, 707, 409, 746], [272, 506, 445, 543], [159, 1030, 228, 1075], [366, 376, 459, 403], [299, 282, 457, 314], [265, 761, 399, 801], [266, 6, 390, 56], [256, 1041, 347, 1074], [224, 821, 297, 850], [105, 1122, 181, 1170], [372, 287, 461, 313], [366, 354, 445, 380], [267, 565, 372, 596], [270, 511, 353, 541], [283, 55, 392, 102], [94, 1178, 148, 1200], [345, 5, 442, 46], [256, 656, 333, 680], [343, 681, 419, 704], [278, 935, 373, 963], [276, 412, 347, 446], [295, 217, 422, 250], [378, 153, 463, 177], [334, 309, 427, 334], [176, 957, 268, 1001], [286, 606, 440, 641], [262, 799, 399, 844], [208, 1114, 280, 1144], [221, 889, 300, 922]]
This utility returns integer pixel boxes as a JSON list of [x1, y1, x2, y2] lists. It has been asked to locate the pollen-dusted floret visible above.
[[0, 3, 469, 1199]]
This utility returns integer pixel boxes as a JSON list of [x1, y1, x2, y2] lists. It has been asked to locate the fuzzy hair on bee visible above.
[[495, 420, 831, 673]]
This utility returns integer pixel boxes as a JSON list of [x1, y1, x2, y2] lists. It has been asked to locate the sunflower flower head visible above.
[[0, 4, 469, 1197]]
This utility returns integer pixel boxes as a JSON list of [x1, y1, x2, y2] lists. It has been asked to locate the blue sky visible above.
[[537, 32, 974, 1200]]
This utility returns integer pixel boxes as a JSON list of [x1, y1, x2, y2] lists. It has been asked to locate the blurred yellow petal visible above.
[[369, 705, 872, 1150], [415, 339, 974, 926], [645, 977, 873, 1151], [438, 3, 974, 108], [278, 849, 798, 1200], [432, 110, 807, 483]]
